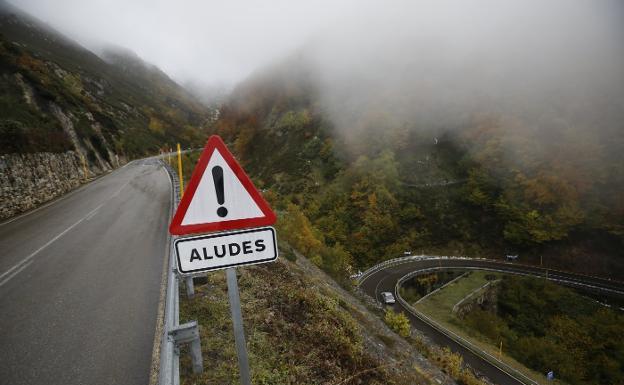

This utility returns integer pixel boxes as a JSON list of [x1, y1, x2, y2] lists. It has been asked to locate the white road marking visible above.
[[0, 259, 34, 287], [0, 202, 104, 288], [85, 209, 100, 221], [112, 180, 130, 198]]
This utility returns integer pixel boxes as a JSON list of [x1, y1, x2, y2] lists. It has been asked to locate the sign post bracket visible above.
[[168, 320, 203, 374]]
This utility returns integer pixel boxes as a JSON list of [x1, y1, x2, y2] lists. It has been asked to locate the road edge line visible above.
[[0, 202, 104, 286]]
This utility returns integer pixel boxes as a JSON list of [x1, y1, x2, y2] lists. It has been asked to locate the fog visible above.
[[12, 0, 357, 89], [13, 0, 624, 146], [301, 0, 624, 148]]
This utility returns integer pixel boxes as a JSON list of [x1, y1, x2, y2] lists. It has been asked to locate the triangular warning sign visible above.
[[169, 135, 276, 235]]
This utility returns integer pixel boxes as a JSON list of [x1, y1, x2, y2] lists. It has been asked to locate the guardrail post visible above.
[[185, 276, 195, 299], [169, 321, 203, 374]]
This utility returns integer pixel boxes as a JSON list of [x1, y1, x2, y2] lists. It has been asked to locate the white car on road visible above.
[[380, 292, 396, 304]]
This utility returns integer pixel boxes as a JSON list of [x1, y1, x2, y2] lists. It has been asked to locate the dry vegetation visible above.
[[178, 258, 434, 385]]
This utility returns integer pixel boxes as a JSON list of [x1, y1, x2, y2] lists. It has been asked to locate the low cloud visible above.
[[302, 0, 624, 148], [14, 0, 624, 149]]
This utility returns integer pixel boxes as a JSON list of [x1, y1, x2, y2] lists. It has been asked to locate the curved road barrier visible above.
[[359, 256, 624, 385], [159, 160, 182, 385]]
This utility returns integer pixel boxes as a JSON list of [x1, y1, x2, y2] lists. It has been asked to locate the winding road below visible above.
[[359, 256, 624, 385]]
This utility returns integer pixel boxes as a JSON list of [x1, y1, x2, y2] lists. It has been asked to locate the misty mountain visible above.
[[0, 0, 209, 166], [215, 45, 624, 279]]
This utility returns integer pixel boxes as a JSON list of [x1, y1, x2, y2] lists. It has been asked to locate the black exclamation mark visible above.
[[212, 166, 228, 217]]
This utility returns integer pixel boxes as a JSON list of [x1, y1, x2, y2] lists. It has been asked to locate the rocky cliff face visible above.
[[0, 151, 120, 219], [0, 2, 210, 160], [0, 2, 213, 220]]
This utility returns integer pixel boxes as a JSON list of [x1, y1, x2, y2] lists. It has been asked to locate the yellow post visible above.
[[177, 143, 184, 197], [80, 154, 88, 181], [499, 340, 503, 360]]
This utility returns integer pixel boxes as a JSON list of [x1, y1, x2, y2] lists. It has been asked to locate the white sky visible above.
[[12, 0, 358, 87], [10, 0, 624, 102]]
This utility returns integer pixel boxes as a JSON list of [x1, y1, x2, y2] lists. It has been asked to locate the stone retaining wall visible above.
[[1, 151, 89, 219]]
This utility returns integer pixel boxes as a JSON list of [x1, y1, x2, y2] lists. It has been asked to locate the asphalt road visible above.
[[360, 257, 624, 385], [0, 159, 170, 385]]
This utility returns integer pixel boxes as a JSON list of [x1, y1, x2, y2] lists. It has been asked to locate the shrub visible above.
[[384, 309, 411, 337], [437, 347, 463, 378]]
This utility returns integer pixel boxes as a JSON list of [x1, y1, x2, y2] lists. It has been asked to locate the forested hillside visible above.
[[215, 58, 624, 280], [464, 276, 624, 385], [0, 1, 209, 164]]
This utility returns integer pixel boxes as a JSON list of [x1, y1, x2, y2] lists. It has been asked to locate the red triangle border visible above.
[[169, 135, 276, 235]]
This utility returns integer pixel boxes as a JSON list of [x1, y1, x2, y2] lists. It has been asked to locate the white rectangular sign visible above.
[[174, 227, 278, 274]]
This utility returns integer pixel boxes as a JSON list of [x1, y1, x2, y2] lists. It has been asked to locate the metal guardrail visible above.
[[357, 255, 580, 385], [358, 255, 614, 384], [357, 254, 624, 293], [357, 254, 468, 284], [359, 255, 623, 385], [393, 270, 539, 385], [159, 160, 181, 385], [159, 160, 204, 385], [159, 160, 204, 384]]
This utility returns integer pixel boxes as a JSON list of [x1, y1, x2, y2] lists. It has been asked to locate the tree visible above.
[[278, 203, 323, 258]]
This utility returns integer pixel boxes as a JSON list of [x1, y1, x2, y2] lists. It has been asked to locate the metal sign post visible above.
[[226, 268, 252, 385], [167, 135, 279, 385]]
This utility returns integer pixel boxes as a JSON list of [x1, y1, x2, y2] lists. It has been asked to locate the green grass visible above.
[[415, 271, 498, 321]]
